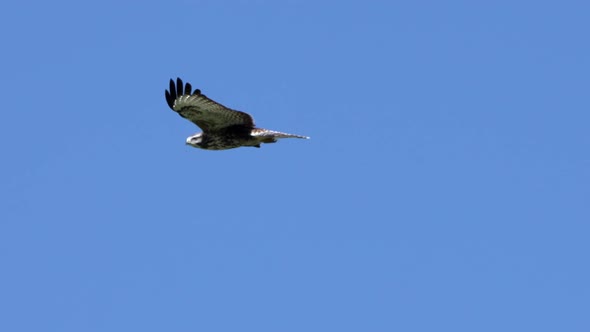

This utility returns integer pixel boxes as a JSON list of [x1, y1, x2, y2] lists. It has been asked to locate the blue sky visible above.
[[1, 1, 588, 331]]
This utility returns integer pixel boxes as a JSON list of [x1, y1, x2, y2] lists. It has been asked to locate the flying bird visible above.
[[165, 78, 309, 150]]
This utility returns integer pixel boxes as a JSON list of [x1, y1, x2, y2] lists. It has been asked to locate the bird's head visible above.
[[186, 133, 204, 148]]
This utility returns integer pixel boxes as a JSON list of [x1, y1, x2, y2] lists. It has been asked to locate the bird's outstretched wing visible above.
[[165, 78, 255, 132]]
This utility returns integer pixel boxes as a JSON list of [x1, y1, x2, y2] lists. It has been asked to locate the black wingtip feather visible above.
[[176, 77, 183, 98], [185, 82, 192, 95], [194, 88, 201, 95], [169, 79, 175, 96], [165, 79, 177, 110], [165, 90, 173, 109]]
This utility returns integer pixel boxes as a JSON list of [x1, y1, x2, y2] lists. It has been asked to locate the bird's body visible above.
[[165, 78, 308, 150]]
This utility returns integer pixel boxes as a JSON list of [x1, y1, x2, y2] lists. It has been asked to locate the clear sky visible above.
[[1, 1, 588, 331]]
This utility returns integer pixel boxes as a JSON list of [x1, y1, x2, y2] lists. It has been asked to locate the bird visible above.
[[164, 78, 309, 150]]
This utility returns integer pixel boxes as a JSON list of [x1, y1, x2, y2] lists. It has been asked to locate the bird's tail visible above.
[[251, 128, 310, 140]]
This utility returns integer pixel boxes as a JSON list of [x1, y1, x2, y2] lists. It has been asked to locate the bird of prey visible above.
[[165, 78, 309, 150]]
